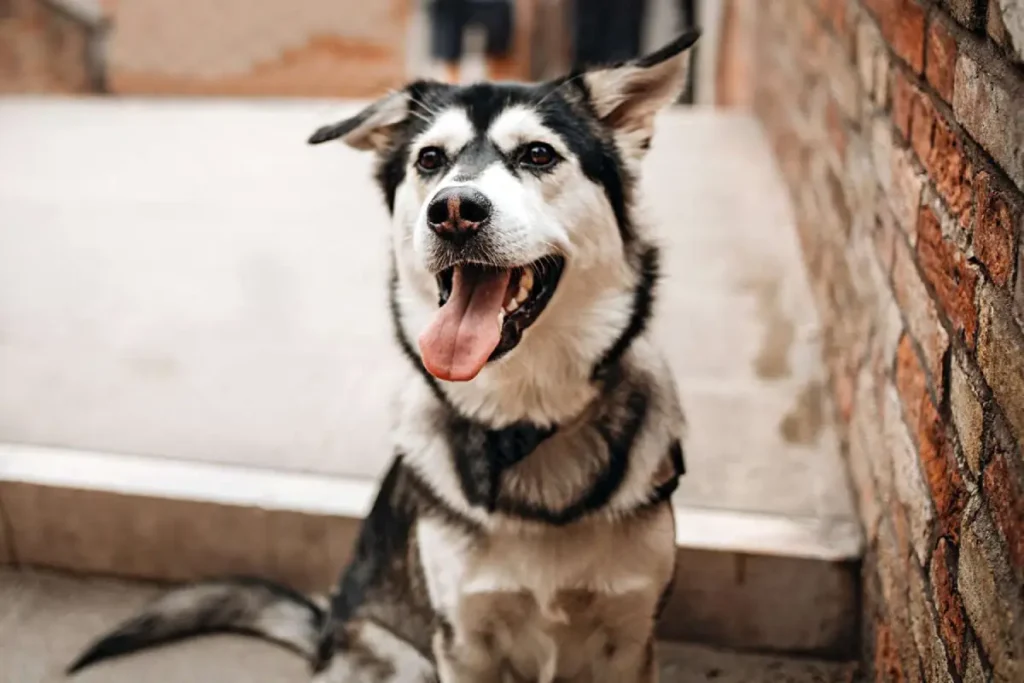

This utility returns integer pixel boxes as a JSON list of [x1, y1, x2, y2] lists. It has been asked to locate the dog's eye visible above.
[[416, 147, 446, 173], [520, 143, 557, 169]]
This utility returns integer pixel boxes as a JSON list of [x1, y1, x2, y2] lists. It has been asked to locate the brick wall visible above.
[[753, 1, 1024, 680], [0, 0, 105, 94]]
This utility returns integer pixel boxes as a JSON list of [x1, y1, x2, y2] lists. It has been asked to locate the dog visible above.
[[68, 30, 699, 683]]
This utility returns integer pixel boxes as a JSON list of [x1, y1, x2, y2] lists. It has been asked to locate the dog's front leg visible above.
[[432, 627, 506, 683]]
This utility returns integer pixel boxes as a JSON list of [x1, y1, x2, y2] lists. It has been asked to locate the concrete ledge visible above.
[[0, 443, 860, 659]]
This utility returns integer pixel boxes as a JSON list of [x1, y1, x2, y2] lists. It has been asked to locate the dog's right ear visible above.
[[307, 90, 410, 152]]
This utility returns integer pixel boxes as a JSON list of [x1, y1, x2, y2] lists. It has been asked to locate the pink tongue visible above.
[[418, 266, 512, 382]]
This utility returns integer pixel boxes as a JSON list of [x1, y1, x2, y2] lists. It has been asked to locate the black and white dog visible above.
[[69, 31, 699, 683]]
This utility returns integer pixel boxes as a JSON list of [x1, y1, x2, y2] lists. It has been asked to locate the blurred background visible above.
[[0, 0, 751, 104], [3, 1, 1024, 682]]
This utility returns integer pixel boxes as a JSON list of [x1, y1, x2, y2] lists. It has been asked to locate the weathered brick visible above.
[[990, 0, 1024, 63], [892, 68, 917, 138], [820, 0, 849, 35], [973, 170, 1019, 287], [930, 538, 967, 675], [962, 641, 989, 683], [896, 332, 929, 428], [872, 116, 896, 191], [958, 501, 1024, 682], [876, 202, 899, 274], [987, 0, 1012, 50], [1018, 240, 1024, 329], [873, 620, 907, 682], [825, 95, 848, 160], [892, 146, 927, 242], [877, 509, 926, 683], [849, 388, 884, 539], [945, 0, 987, 30], [926, 16, 958, 103], [857, 13, 892, 109], [907, 560, 956, 683], [917, 203, 980, 346], [909, 90, 936, 165], [924, 114, 974, 221], [894, 235, 949, 379], [889, 0, 928, 73], [950, 354, 985, 476], [887, 384, 937, 560], [983, 416, 1024, 572], [824, 32, 862, 119], [919, 396, 968, 542], [977, 283, 1024, 443], [954, 52, 1024, 193]]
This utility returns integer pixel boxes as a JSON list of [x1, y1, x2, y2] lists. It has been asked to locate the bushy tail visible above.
[[67, 577, 326, 675]]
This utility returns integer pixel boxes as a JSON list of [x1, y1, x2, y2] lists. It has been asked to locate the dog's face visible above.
[[311, 33, 698, 422]]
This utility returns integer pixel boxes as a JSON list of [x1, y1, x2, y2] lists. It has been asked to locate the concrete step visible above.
[[0, 569, 861, 683], [0, 100, 863, 659]]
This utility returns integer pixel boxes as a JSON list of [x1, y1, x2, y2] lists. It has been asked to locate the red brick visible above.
[[917, 204, 980, 346], [825, 95, 848, 160], [820, 0, 848, 35], [983, 423, 1024, 572], [896, 332, 929, 429], [894, 236, 949, 380], [925, 115, 974, 220], [863, 0, 897, 24], [892, 69, 917, 138], [931, 538, 967, 675], [910, 91, 936, 164], [925, 17, 958, 103], [918, 397, 967, 543], [874, 621, 908, 682], [974, 171, 1018, 287], [890, 0, 928, 73]]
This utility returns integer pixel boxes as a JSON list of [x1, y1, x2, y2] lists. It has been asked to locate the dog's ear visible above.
[[582, 31, 700, 138], [308, 90, 411, 151]]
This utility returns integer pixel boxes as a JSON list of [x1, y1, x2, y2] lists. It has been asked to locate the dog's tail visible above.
[[67, 576, 327, 675]]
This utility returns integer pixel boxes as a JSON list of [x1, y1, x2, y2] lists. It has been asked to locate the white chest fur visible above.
[[417, 507, 675, 682]]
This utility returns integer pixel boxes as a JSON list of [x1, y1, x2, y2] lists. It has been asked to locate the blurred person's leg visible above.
[[430, 0, 470, 83], [604, 0, 649, 63], [570, 0, 612, 68], [470, 0, 517, 81]]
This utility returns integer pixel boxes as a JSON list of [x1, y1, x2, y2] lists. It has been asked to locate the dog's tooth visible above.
[[520, 268, 534, 292], [505, 298, 519, 312]]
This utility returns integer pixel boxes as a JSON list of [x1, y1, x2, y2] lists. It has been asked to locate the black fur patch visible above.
[[68, 578, 325, 675], [323, 457, 437, 666], [650, 440, 686, 503], [592, 245, 660, 381], [440, 384, 649, 526], [445, 415, 558, 511], [500, 388, 648, 525], [388, 262, 448, 405]]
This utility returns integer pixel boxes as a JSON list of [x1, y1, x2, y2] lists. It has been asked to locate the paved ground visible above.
[[0, 568, 860, 683], [0, 99, 856, 527]]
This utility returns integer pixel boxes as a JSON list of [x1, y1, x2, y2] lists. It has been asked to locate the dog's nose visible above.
[[426, 187, 491, 244]]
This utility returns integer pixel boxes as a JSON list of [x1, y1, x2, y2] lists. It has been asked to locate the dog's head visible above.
[[310, 33, 699, 423]]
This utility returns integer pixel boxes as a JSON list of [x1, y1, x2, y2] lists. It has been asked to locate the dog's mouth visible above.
[[417, 256, 565, 382]]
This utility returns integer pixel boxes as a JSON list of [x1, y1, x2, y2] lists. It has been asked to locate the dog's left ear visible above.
[[582, 31, 701, 138], [307, 90, 410, 151]]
